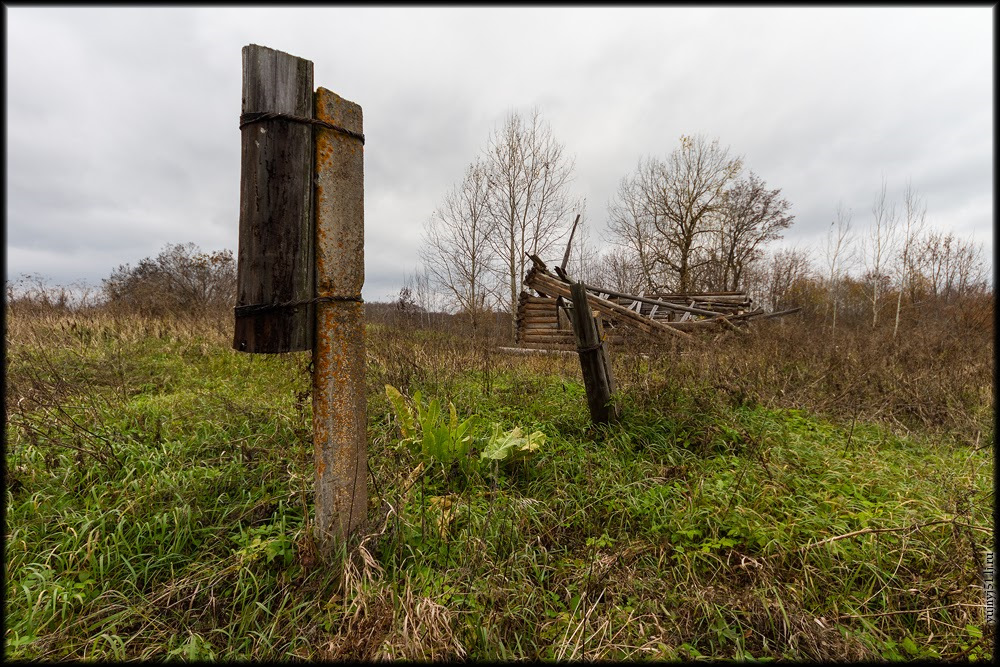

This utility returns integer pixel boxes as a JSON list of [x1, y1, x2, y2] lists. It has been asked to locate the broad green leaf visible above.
[[480, 426, 547, 461], [385, 385, 415, 440]]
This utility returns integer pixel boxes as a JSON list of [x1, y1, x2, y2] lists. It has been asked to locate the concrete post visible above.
[[312, 87, 366, 553]]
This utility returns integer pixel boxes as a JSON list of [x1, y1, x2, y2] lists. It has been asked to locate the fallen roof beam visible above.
[[527, 269, 698, 343], [576, 283, 726, 317]]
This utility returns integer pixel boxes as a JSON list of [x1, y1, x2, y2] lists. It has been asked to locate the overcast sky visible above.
[[6, 6, 993, 301]]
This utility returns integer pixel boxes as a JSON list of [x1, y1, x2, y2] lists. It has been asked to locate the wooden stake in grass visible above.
[[569, 281, 619, 424]]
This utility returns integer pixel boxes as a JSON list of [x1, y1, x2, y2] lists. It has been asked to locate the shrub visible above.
[[101, 242, 235, 318]]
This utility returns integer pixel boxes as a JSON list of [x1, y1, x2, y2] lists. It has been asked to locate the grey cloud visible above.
[[6, 6, 992, 297]]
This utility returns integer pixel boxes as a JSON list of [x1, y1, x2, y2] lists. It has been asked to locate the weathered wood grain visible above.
[[234, 44, 315, 353], [569, 282, 618, 424]]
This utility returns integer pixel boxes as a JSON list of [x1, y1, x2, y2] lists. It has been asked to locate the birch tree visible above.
[[822, 202, 855, 335], [862, 177, 899, 328], [484, 108, 575, 318], [420, 158, 497, 323], [892, 181, 926, 338]]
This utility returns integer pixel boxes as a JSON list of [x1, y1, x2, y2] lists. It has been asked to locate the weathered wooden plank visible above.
[[520, 320, 561, 329], [569, 282, 618, 424], [583, 285, 721, 317], [520, 332, 577, 341], [498, 345, 578, 356], [517, 342, 578, 351], [646, 291, 746, 299], [559, 214, 583, 270], [743, 306, 802, 321], [528, 271, 696, 342], [234, 44, 315, 353]]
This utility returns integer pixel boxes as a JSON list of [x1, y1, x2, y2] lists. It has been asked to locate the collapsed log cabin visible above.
[[516, 254, 800, 351]]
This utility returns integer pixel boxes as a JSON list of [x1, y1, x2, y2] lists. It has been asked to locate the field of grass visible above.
[[4, 307, 994, 660]]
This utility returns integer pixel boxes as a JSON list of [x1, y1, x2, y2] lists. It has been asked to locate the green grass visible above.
[[4, 312, 994, 660]]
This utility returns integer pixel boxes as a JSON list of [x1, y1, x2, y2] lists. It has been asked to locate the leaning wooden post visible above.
[[569, 282, 619, 424], [312, 88, 366, 553]]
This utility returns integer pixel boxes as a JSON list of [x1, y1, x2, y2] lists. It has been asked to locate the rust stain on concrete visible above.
[[312, 87, 366, 553]]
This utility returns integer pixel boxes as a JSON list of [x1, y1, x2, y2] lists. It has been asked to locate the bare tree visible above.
[[651, 135, 743, 292], [912, 230, 988, 302], [599, 247, 646, 294], [606, 160, 665, 291], [822, 202, 856, 335], [710, 170, 794, 291], [913, 230, 952, 301], [420, 159, 497, 325], [403, 266, 439, 327], [861, 177, 899, 328], [891, 181, 927, 337], [483, 108, 576, 319], [563, 209, 605, 286], [765, 246, 813, 311], [607, 135, 743, 292], [950, 237, 988, 298]]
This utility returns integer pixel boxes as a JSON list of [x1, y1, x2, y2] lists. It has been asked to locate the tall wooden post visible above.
[[234, 45, 315, 353], [312, 88, 367, 553], [569, 282, 619, 424]]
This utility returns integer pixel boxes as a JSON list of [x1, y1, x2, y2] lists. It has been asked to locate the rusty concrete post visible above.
[[313, 87, 366, 554]]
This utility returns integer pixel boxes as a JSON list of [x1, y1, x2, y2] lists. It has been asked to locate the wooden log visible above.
[[744, 306, 802, 321], [579, 284, 722, 317], [519, 320, 560, 329], [520, 340, 578, 348], [647, 291, 746, 299], [234, 44, 315, 353], [531, 272, 667, 336], [570, 282, 618, 424], [517, 342, 578, 351], [727, 307, 767, 321], [520, 332, 577, 341], [560, 214, 582, 270], [521, 341, 578, 349], [497, 346, 578, 356], [528, 271, 697, 342]]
